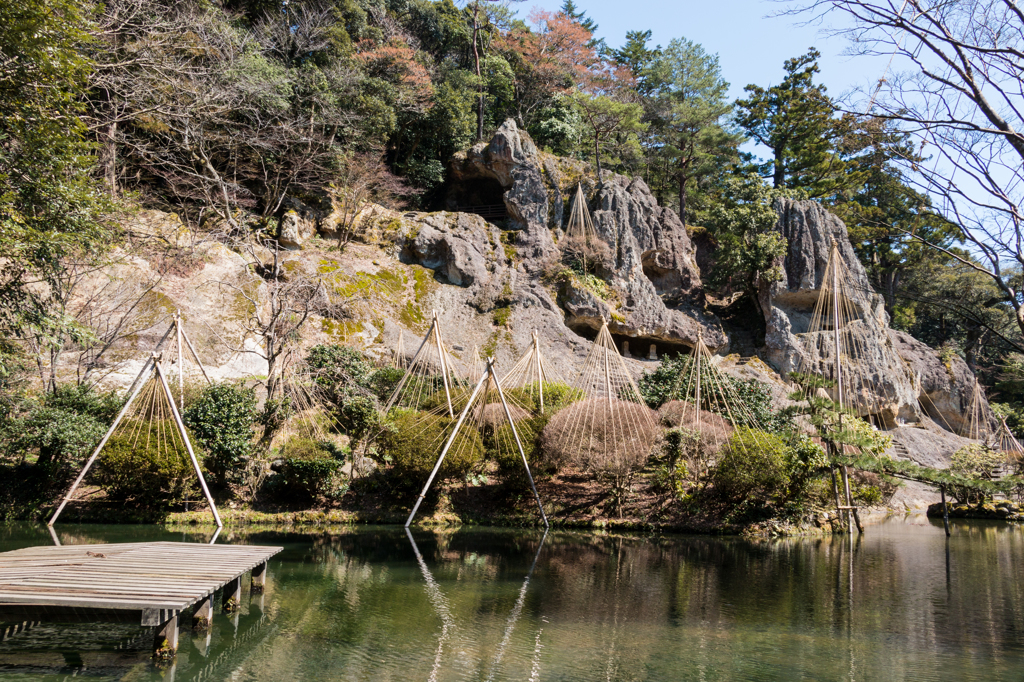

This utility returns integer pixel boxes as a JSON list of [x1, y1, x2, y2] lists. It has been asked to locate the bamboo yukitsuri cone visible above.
[[49, 351, 222, 528], [405, 358, 548, 528]]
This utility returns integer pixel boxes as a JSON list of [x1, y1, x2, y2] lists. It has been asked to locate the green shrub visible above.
[[183, 383, 257, 488], [713, 428, 791, 502], [5, 384, 124, 485], [639, 355, 790, 433], [273, 437, 344, 503], [26, 408, 107, 474], [506, 382, 583, 413], [379, 411, 484, 486], [303, 345, 389, 442], [306, 344, 375, 386], [44, 384, 124, 423], [492, 413, 551, 478], [369, 366, 406, 402], [94, 420, 200, 505], [949, 443, 1005, 503]]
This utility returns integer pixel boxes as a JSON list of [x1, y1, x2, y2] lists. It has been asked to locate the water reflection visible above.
[[405, 528, 547, 682], [0, 518, 1022, 680]]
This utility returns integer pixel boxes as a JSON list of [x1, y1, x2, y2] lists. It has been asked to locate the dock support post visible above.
[[153, 614, 178, 659], [223, 577, 241, 612], [251, 562, 267, 593], [192, 595, 212, 630]]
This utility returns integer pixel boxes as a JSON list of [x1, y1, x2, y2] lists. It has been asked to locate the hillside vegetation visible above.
[[3, 0, 1024, 529]]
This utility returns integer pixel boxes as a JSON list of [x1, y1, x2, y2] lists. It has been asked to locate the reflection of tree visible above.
[[133, 525, 1024, 680]]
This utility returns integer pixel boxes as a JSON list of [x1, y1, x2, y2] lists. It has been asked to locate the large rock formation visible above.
[[446, 119, 724, 352], [71, 122, 993, 493], [758, 197, 991, 463]]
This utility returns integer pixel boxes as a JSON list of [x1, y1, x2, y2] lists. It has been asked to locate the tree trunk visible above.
[[773, 144, 786, 189], [101, 119, 118, 196], [594, 133, 603, 186], [677, 175, 687, 224], [472, 2, 485, 142]]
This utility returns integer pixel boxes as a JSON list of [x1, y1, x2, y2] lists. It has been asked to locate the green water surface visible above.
[[0, 516, 1022, 681]]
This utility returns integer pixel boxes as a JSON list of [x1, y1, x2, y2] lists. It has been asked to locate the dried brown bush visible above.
[[539, 399, 659, 478], [560, 235, 614, 275], [658, 402, 734, 454]]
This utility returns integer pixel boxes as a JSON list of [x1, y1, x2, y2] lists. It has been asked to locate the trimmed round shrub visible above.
[[273, 437, 344, 503], [379, 411, 484, 486], [370, 366, 406, 402], [94, 419, 200, 505], [503, 383, 583, 414], [712, 428, 791, 501], [538, 398, 660, 479], [477, 402, 529, 429], [658, 402, 734, 453], [182, 383, 257, 488], [492, 414, 552, 477]]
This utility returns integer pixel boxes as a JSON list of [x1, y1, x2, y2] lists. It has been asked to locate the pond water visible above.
[[0, 516, 1023, 681]]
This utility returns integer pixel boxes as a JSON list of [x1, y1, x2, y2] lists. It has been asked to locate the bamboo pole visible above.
[[492, 359, 549, 528], [534, 331, 544, 414], [154, 359, 223, 528], [406, 369, 490, 527], [830, 240, 857, 534], [602, 323, 613, 409], [831, 465, 845, 530], [432, 310, 455, 418], [694, 332, 703, 430], [175, 311, 184, 406], [179, 322, 212, 386], [124, 324, 174, 398], [382, 318, 436, 415], [841, 465, 855, 533], [48, 354, 158, 527]]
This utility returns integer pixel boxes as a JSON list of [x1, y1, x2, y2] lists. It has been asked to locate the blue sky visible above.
[[515, 0, 892, 104]]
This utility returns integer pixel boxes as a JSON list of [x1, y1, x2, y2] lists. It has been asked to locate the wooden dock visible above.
[[0, 541, 282, 657]]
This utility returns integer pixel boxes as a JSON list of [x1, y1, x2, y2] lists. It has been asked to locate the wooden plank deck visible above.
[[0, 542, 281, 626]]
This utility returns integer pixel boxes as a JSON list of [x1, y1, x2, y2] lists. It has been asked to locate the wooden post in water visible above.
[[940, 485, 951, 536], [251, 562, 267, 593], [153, 614, 179, 659], [223, 577, 241, 612], [192, 595, 212, 630]]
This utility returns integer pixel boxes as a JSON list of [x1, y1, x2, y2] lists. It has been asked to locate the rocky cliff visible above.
[[446, 119, 725, 353], [756, 197, 991, 490], [64, 121, 990, 489]]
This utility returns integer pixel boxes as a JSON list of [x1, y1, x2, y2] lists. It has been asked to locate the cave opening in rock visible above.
[[444, 176, 508, 221], [567, 323, 693, 361]]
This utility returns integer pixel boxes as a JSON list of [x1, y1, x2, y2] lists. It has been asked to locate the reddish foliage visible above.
[[498, 10, 600, 120], [354, 39, 433, 113]]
